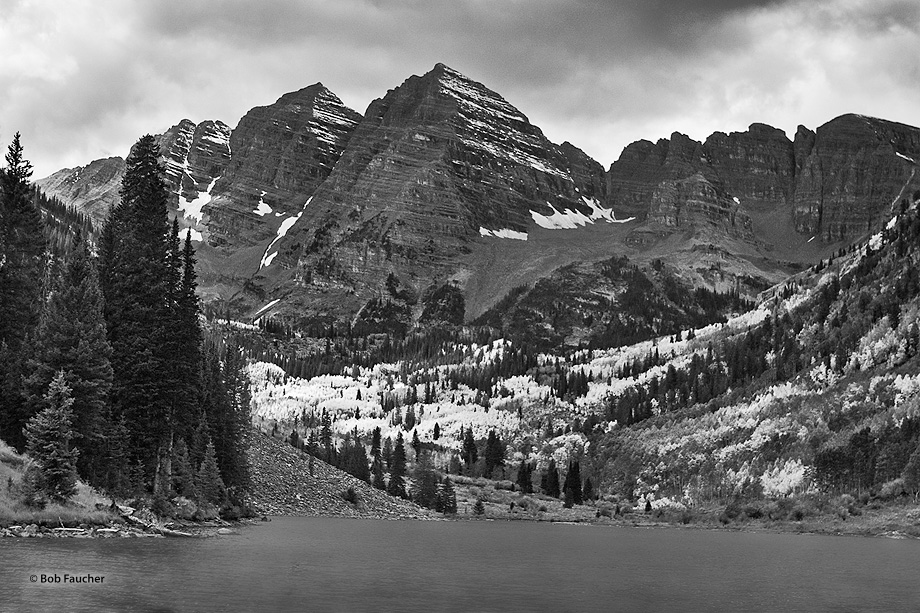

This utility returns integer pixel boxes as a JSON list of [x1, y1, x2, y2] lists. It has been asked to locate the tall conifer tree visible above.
[[387, 432, 408, 499], [23, 232, 112, 485], [370, 426, 385, 489], [99, 135, 174, 490], [0, 133, 46, 450], [24, 373, 79, 503]]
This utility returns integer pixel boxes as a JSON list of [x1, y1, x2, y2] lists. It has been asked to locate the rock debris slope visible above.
[[248, 431, 430, 519]]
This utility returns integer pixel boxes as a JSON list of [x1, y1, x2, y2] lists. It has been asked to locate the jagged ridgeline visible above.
[[38, 64, 920, 344]]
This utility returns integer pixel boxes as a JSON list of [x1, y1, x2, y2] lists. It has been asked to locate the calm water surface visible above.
[[2, 517, 919, 612]]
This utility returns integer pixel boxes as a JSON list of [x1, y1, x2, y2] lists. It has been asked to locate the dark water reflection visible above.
[[2, 517, 919, 612]]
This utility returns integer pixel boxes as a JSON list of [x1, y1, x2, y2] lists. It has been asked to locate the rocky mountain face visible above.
[[156, 119, 232, 200], [35, 119, 232, 233], [608, 115, 920, 243], [251, 63, 614, 322], [203, 84, 361, 252], [792, 114, 920, 241], [35, 63, 920, 334], [36, 157, 125, 226]]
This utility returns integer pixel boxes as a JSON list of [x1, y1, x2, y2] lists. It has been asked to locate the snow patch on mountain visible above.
[[253, 298, 281, 320], [253, 191, 272, 216], [259, 196, 313, 269], [531, 197, 635, 230], [177, 176, 219, 223], [479, 227, 528, 240]]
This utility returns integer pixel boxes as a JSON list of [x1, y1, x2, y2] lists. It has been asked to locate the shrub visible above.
[[220, 504, 242, 520], [19, 464, 47, 510], [722, 499, 743, 521], [342, 486, 359, 505], [878, 478, 907, 500], [473, 499, 485, 515], [743, 502, 764, 520], [150, 493, 175, 518]]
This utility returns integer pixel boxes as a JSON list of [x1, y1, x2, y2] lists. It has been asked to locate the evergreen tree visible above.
[[383, 436, 393, 470], [24, 373, 79, 503], [167, 229, 203, 446], [462, 427, 478, 468], [22, 232, 112, 486], [170, 438, 197, 499], [103, 415, 132, 497], [99, 135, 175, 490], [412, 449, 439, 509], [196, 439, 227, 505], [562, 459, 583, 505], [582, 476, 594, 502], [320, 409, 333, 463], [387, 432, 408, 499], [484, 430, 505, 478], [370, 426, 386, 490], [902, 443, 920, 497], [473, 498, 485, 515], [0, 133, 47, 451], [221, 341, 252, 495], [544, 459, 560, 498], [516, 460, 533, 493], [437, 476, 457, 514], [411, 429, 421, 460], [340, 429, 370, 483]]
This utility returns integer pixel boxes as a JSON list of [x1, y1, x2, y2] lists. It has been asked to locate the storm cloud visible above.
[[1, 0, 918, 178]]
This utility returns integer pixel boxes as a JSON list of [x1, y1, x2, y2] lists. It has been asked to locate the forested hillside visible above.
[[590, 192, 920, 512], [245, 188, 920, 525]]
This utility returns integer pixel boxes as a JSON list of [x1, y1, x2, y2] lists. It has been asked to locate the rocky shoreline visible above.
[[0, 502, 244, 539]]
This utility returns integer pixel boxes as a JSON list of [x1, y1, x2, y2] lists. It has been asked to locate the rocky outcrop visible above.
[[248, 430, 430, 519], [647, 173, 753, 240], [792, 114, 920, 240], [608, 131, 754, 237], [607, 139, 669, 218], [703, 123, 795, 209], [560, 141, 608, 202], [609, 116, 920, 243]]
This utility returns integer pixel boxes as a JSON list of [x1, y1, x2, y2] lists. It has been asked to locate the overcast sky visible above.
[[2, 0, 918, 178]]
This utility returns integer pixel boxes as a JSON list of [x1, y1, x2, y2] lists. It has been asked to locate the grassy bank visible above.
[[0, 439, 116, 529], [449, 474, 920, 538]]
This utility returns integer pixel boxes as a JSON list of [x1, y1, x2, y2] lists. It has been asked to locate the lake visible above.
[[2, 517, 919, 612]]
